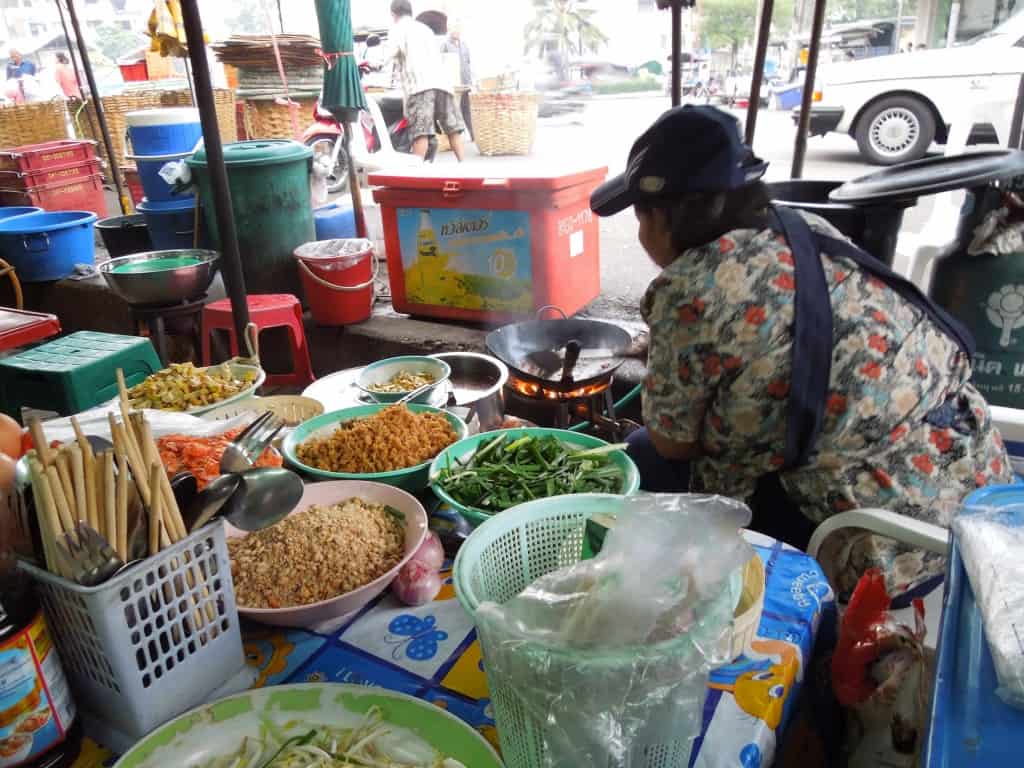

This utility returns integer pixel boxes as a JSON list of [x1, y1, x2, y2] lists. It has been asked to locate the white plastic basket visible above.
[[19, 523, 244, 741]]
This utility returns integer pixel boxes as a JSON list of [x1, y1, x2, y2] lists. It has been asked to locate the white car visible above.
[[800, 9, 1024, 164]]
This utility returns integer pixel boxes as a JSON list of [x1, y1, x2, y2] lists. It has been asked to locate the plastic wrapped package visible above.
[[293, 238, 373, 272], [473, 494, 754, 768], [952, 502, 1024, 708]]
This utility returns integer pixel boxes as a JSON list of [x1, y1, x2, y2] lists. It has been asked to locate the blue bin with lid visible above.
[[314, 201, 357, 240], [0, 210, 97, 281], [137, 198, 202, 250], [126, 108, 201, 203]]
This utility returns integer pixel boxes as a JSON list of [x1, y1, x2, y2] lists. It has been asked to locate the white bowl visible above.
[[225, 480, 428, 628]]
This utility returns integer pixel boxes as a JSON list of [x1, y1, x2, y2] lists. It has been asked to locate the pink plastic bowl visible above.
[[225, 480, 428, 628]]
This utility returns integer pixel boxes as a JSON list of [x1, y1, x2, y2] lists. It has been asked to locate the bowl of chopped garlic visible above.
[[355, 355, 450, 404]]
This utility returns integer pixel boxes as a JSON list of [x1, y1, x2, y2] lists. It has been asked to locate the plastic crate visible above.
[[0, 331, 161, 421], [0, 173, 108, 217], [20, 524, 244, 741], [0, 140, 98, 174], [0, 158, 103, 192]]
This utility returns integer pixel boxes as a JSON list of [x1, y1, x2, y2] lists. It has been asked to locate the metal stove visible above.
[[504, 370, 639, 441]]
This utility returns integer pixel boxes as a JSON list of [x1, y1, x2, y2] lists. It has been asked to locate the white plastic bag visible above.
[[158, 159, 191, 187], [953, 502, 1024, 708], [474, 493, 754, 766], [310, 152, 333, 207]]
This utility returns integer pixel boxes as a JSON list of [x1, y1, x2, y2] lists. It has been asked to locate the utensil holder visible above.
[[19, 523, 244, 741]]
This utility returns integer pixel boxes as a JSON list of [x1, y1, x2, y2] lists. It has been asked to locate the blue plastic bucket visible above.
[[0, 206, 41, 223], [137, 198, 200, 250], [130, 152, 194, 203], [125, 108, 202, 156], [314, 201, 357, 240], [0, 210, 97, 282]]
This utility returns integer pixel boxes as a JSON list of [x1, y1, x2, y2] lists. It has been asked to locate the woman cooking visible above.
[[592, 105, 1011, 596]]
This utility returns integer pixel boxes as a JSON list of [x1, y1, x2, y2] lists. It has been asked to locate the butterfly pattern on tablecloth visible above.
[[385, 614, 448, 661]]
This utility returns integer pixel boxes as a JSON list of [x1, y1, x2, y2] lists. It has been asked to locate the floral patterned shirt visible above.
[[642, 212, 1011, 594]]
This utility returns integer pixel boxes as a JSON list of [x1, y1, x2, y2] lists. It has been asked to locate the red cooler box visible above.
[[370, 165, 606, 322]]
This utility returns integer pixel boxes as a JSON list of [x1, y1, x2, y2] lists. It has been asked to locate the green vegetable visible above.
[[436, 435, 627, 514]]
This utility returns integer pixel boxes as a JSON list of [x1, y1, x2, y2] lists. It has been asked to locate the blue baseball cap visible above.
[[590, 105, 768, 216]]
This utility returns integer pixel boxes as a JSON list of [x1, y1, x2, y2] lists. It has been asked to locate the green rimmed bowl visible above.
[[113, 683, 502, 767], [430, 427, 641, 526], [355, 355, 451, 403], [282, 403, 468, 491]]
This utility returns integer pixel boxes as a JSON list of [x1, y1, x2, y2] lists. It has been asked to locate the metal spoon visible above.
[[219, 467, 304, 532], [185, 474, 242, 532]]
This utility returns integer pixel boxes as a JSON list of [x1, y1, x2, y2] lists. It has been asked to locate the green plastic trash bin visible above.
[[187, 140, 314, 297]]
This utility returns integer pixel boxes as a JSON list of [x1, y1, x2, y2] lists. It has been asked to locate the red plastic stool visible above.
[[201, 294, 315, 387]]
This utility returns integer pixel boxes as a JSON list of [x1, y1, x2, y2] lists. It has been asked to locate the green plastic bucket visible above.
[[187, 140, 314, 297]]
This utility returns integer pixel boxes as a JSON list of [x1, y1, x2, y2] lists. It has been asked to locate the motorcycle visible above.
[[301, 38, 435, 194]]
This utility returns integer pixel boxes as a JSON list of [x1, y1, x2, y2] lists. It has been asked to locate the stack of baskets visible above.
[[469, 92, 540, 156], [0, 100, 71, 149]]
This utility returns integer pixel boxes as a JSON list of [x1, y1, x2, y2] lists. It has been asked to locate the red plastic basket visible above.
[[0, 158, 103, 191], [118, 61, 148, 82], [0, 173, 107, 217], [0, 309, 61, 352], [0, 140, 98, 174]]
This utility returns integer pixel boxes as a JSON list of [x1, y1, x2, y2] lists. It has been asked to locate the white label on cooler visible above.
[[570, 229, 584, 258]]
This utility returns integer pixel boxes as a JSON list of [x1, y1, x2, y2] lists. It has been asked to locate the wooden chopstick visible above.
[[148, 463, 162, 557], [116, 452, 129, 561], [28, 416, 53, 466], [103, 452, 116, 548], [138, 419, 185, 541], [69, 446, 87, 529], [45, 465, 75, 537], [29, 456, 62, 575], [54, 453, 78, 525]]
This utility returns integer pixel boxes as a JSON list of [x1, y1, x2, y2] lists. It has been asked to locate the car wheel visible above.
[[306, 135, 349, 194], [855, 96, 936, 165]]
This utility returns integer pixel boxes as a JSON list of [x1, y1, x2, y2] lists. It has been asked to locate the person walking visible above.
[[443, 26, 473, 137], [385, 0, 466, 161], [54, 53, 81, 100]]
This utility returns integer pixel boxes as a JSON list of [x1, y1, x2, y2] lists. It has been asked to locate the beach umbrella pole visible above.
[[54, 0, 101, 149], [340, 121, 367, 238], [179, 0, 250, 341], [64, 0, 129, 215]]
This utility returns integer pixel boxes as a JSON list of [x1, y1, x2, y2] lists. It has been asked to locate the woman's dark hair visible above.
[[636, 182, 771, 254], [390, 0, 413, 17], [56, 52, 69, 64]]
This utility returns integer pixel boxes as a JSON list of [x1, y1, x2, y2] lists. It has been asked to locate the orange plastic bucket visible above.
[[294, 238, 377, 325]]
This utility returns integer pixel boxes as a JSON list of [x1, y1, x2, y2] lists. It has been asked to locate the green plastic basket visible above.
[[430, 427, 640, 526], [453, 494, 726, 768]]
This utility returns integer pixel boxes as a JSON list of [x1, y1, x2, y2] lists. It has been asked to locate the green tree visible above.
[[523, 0, 609, 63], [94, 24, 144, 62], [700, 0, 758, 64]]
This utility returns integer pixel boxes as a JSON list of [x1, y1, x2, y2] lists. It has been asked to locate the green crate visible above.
[[0, 332, 161, 422]]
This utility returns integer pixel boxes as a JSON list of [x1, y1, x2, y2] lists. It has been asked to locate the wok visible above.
[[485, 318, 633, 388]]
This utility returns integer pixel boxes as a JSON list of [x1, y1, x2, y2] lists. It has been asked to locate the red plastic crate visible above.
[[0, 140, 98, 174], [370, 165, 607, 323], [0, 158, 103, 192], [0, 309, 60, 352], [120, 164, 144, 206], [118, 60, 148, 82], [0, 173, 107, 217]]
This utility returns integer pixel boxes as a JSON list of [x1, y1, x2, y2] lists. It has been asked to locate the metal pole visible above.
[[65, 0, 129, 214], [671, 0, 682, 106], [277, 0, 285, 34], [178, 0, 250, 343], [946, 2, 961, 47], [745, 0, 774, 145], [1008, 73, 1024, 149], [342, 123, 367, 238], [893, 0, 904, 54], [54, 0, 99, 141], [790, 0, 826, 179]]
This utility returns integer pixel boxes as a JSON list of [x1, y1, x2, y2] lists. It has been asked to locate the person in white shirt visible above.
[[387, 0, 466, 161]]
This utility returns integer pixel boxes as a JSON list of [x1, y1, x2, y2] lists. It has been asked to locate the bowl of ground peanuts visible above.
[[225, 480, 429, 627], [282, 403, 468, 491]]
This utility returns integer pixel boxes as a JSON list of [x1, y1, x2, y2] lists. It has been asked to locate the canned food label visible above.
[[0, 611, 76, 766]]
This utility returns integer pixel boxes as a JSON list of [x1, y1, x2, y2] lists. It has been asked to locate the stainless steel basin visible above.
[[99, 249, 219, 306]]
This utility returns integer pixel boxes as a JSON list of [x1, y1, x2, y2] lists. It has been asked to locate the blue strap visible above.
[[770, 206, 977, 470]]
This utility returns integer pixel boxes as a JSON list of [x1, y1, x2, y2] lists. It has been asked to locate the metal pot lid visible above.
[[831, 149, 1024, 204]]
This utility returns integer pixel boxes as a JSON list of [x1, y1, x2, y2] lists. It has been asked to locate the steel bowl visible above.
[[431, 352, 508, 431], [98, 249, 219, 306]]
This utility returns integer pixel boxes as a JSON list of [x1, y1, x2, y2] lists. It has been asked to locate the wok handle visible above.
[[535, 304, 567, 320]]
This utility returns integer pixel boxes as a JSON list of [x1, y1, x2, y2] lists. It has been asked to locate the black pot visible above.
[[767, 180, 913, 265], [96, 214, 152, 258]]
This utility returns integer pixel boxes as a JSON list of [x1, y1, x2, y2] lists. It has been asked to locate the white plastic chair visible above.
[[806, 508, 949, 560], [346, 96, 424, 188], [893, 96, 1014, 289]]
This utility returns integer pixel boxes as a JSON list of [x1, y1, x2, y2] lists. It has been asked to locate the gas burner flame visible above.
[[508, 375, 611, 401]]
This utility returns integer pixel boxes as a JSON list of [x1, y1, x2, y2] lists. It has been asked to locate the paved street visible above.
[[433, 94, 932, 318]]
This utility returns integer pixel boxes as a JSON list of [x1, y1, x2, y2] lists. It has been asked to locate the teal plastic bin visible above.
[[187, 141, 314, 298], [0, 331, 161, 421]]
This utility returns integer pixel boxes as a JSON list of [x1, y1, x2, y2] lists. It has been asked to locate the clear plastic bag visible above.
[[953, 502, 1024, 708], [157, 159, 191, 187], [474, 493, 754, 767]]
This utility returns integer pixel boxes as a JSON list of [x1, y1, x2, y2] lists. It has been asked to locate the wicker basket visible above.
[[70, 91, 162, 168], [0, 100, 70, 150], [469, 92, 539, 156], [159, 88, 237, 149], [243, 95, 317, 140]]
